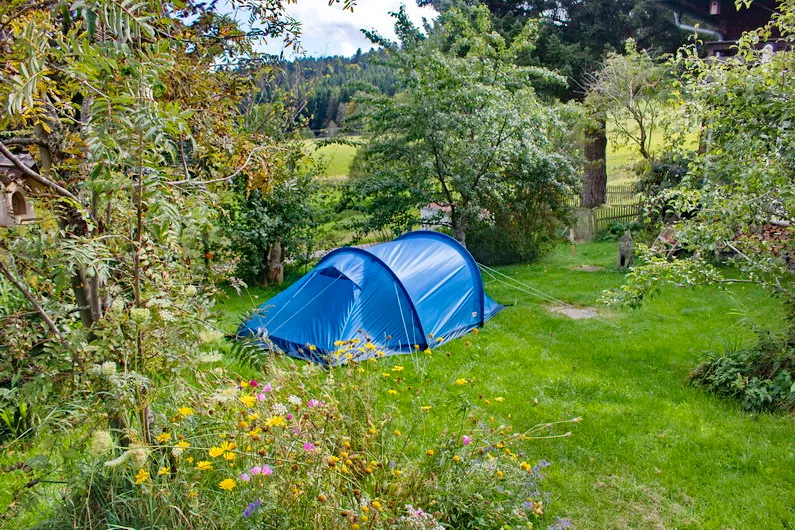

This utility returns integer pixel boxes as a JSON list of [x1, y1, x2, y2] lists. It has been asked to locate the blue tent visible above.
[[237, 231, 503, 364]]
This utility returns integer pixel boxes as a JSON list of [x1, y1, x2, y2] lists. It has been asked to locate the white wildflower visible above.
[[100, 361, 116, 377], [271, 403, 288, 416], [184, 285, 197, 297], [198, 329, 225, 344], [89, 430, 114, 456], [287, 395, 301, 406], [196, 351, 223, 364]]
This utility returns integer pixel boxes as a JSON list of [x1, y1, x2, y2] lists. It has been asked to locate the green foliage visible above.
[[608, 6, 795, 321], [690, 330, 795, 411], [347, 5, 577, 249]]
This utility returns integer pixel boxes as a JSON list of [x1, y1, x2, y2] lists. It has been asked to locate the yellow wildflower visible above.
[[187, 489, 197, 498], [520, 462, 531, 471], [372, 501, 382, 510], [424, 348, 432, 355], [266, 415, 287, 427], [239, 395, 256, 408], [464, 341, 472, 347], [413, 344, 419, 350], [455, 379, 468, 385], [393, 430, 401, 436], [472, 328, 479, 335], [368, 428, 376, 434], [365, 342, 376, 350], [158, 466, 170, 476], [220, 441, 236, 451], [496, 470, 504, 478], [178, 407, 194, 417], [218, 478, 236, 491], [436, 337, 443, 342], [421, 405, 431, 412], [387, 389, 398, 395], [223, 451, 236, 461], [134, 468, 150, 484], [308, 344, 316, 351], [453, 455, 461, 463], [155, 432, 171, 443], [426, 449, 435, 456], [176, 440, 190, 449], [209, 447, 224, 458], [240, 380, 249, 388], [382, 372, 391, 378], [392, 365, 404, 373], [196, 460, 212, 471], [495, 397, 505, 403]]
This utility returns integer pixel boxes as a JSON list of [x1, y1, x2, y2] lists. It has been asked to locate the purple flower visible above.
[[250, 465, 262, 475], [286, 413, 293, 420], [303, 442, 316, 452], [239, 472, 251, 482], [307, 399, 323, 408], [256, 393, 267, 401], [462, 435, 472, 446], [249, 380, 259, 387], [262, 383, 272, 393], [261, 465, 273, 476]]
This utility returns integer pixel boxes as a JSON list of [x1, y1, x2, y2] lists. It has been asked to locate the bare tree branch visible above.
[[0, 256, 62, 339]]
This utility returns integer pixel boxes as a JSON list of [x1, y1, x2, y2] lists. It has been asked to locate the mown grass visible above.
[[215, 241, 794, 529], [305, 138, 360, 178]]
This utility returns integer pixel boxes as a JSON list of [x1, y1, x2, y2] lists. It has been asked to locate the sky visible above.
[[259, 1, 438, 58]]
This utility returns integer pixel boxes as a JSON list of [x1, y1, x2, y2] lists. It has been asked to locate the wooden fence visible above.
[[570, 184, 643, 241]]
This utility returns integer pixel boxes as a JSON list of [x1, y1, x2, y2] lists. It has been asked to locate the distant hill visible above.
[[257, 49, 397, 136]]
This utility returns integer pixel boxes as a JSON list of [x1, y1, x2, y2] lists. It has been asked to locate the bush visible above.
[[2, 333, 576, 529], [689, 330, 795, 412], [594, 221, 644, 243]]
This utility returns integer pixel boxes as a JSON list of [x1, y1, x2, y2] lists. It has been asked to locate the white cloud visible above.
[[260, 0, 437, 57]]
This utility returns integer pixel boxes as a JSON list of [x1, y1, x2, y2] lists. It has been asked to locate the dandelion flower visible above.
[[436, 337, 443, 342], [452, 455, 461, 463], [178, 407, 194, 417], [387, 389, 398, 395], [392, 366, 404, 373], [426, 449, 435, 456], [223, 451, 236, 461], [209, 447, 224, 458], [393, 430, 401, 436], [196, 461, 212, 471], [423, 348, 432, 355], [421, 406, 431, 412], [472, 328, 479, 335], [239, 395, 256, 408], [454, 379, 468, 385], [176, 440, 190, 449], [155, 432, 171, 443], [381, 372, 391, 378], [219, 478, 236, 491], [464, 341, 471, 347], [158, 466, 170, 476], [134, 468, 150, 484]]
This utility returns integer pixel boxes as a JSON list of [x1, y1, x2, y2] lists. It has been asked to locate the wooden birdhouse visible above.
[[0, 153, 38, 227]]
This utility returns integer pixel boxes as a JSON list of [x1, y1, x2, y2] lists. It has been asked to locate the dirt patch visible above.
[[571, 265, 606, 272], [548, 305, 599, 319]]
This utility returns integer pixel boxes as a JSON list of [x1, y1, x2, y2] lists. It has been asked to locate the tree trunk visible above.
[[581, 116, 607, 208], [266, 240, 284, 285], [451, 208, 467, 247]]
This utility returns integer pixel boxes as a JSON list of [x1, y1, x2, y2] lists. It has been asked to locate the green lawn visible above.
[[306, 137, 360, 178], [216, 242, 794, 529]]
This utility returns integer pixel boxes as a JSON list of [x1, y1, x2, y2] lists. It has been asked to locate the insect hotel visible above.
[[0, 152, 38, 227]]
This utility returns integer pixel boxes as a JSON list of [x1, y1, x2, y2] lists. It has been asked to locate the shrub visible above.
[[2, 334, 577, 529], [689, 330, 795, 412]]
